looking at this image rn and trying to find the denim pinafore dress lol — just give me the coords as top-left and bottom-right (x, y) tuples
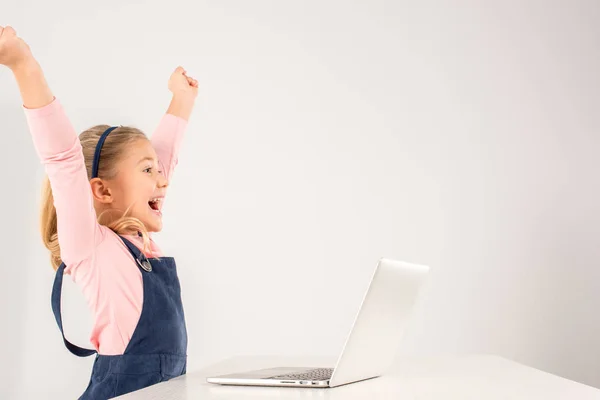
(51, 235), (188, 399)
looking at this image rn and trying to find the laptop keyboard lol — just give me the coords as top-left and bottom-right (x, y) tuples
(270, 368), (334, 381)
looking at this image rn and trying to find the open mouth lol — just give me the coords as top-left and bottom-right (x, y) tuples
(148, 197), (163, 213)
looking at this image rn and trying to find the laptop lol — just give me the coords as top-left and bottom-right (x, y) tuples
(207, 257), (430, 388)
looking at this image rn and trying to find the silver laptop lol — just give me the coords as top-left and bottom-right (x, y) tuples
(207, 257), (430, 388)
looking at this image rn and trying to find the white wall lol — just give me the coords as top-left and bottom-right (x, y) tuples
(1, 0), (600, 398)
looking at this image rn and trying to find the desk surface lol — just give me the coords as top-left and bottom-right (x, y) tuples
(116, 354), (600, 399)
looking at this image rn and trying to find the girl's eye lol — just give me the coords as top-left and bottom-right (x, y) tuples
(144, 167), (152, 173)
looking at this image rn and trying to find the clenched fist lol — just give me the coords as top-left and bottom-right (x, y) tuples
(0, 26), (33, 70)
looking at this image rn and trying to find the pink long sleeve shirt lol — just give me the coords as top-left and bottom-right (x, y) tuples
(24, 98), (187, 355)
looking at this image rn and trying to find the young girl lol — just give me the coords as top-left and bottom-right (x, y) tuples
(0, 26), (198, 399)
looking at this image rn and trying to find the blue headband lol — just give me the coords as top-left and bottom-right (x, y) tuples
(92, 126), (143, 238)
(92, 126), (119, 179)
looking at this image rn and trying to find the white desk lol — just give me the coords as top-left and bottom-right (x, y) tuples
(115, 355), (600, 399)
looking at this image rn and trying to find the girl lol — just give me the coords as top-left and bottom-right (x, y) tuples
(0, 26), (198, 399)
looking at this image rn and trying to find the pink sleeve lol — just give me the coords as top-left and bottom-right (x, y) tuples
(150, 113), (188, 183)
(24, 98), (104, 269)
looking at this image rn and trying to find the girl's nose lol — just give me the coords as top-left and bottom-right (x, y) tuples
(157, 173), (169, 188)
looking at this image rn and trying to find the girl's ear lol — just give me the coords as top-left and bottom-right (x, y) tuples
(90, 178), (113, 204)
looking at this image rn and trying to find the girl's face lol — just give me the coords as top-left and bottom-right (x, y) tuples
(95, 138), (169, 233)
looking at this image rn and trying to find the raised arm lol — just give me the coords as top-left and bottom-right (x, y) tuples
(151, 66), (198, 182)
(1, 26), (102, 267)
(0, 26), (53, 108)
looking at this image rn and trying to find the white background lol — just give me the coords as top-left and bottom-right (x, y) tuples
(1, 1), (599, 398)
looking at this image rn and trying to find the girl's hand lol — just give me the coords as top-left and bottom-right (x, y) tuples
(0, 26), (34, 70)
(168, 66), (199, 98)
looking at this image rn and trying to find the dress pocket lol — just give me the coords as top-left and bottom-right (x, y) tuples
(112, 372), (162, 398)
(162, 372), (182, 381)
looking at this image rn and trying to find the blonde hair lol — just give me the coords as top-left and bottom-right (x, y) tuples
(41, 125), (153, 271)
